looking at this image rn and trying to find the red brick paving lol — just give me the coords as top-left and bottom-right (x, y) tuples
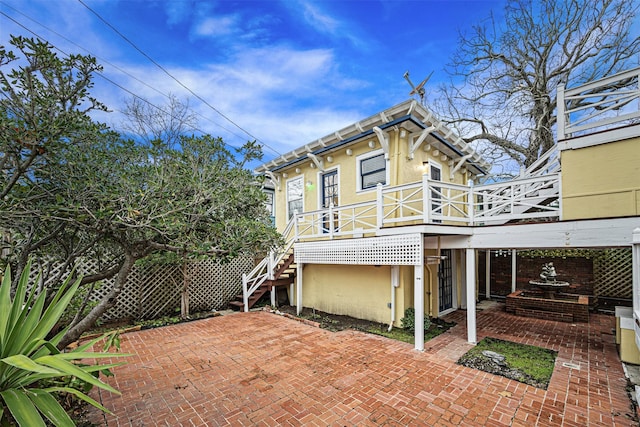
(87, 304), (637, 426)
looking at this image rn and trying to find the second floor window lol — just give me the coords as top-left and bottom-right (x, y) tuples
(360, 153), (386, 190)
(286, 177), (303, 220)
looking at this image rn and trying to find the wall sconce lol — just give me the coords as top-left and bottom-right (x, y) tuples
(346, 149), (353, 156)
(368, 140), (376, 149)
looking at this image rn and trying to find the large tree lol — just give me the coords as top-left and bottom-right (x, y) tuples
(435, 0), (640, 171)
(0, 36), (280, 347)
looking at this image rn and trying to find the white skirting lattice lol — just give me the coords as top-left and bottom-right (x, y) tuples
(294, 233), (423, 265)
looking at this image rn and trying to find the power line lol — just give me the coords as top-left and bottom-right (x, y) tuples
(76, 0), (282, 157)
(0, 11), (245, 150)
(0, 1), (273, 152)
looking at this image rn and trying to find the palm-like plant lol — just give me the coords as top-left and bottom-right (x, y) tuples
(0, 260), (127, 426)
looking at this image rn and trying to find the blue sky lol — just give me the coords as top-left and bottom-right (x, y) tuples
(1, 0), (638, 166)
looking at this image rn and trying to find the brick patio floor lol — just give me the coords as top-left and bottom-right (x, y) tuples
(86, 303), (637, 426)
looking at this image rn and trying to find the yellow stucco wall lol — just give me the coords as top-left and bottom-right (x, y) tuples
(561, 136), (640, 220)
(291, 261), (455, 324)
(295, 264), (404, 325)
(287, 250), (464, 322)
(274, 126), (471, 231)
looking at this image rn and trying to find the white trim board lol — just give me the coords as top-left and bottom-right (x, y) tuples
(422, 216), (640, 250)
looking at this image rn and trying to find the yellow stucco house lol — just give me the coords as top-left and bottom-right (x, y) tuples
(239, 67), (640, 352)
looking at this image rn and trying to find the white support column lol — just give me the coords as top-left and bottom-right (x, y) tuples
(632, 228), (640, 349)
(242, 273), (249, 313)
(460, 250), (467, 309)
(485, 250), (491, 299)
(270, 287), (276, 307)
(296, 262), (303, 315)
(289, 283), (294, 307)
(414, 264), (425, 351)
(511, 249), (517, 293)
(466, 248), (477, 344)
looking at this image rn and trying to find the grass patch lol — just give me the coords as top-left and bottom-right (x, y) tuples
(457, 337), (557, 389)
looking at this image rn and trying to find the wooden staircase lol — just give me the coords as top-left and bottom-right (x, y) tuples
(229, 251), (296, 310)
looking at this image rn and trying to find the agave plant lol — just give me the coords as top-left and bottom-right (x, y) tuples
(0, 260), (128, 426)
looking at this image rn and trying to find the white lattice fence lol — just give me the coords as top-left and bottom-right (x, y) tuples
(594, 248), (633, 298)
(27, 256), (253, 322)
(187, 258), (253, 313)
(137, 264), (183, 320)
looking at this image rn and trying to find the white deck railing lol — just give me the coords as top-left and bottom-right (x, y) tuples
(557, 67), (640, 140)
(242, 148), (562, 309)
(290, 170), (560, 239)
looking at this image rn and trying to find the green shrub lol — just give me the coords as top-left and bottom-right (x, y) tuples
(0, 260), (129, 426)
(400, 307), (432, 332)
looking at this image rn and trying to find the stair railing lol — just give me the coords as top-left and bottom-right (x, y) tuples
(241, 217), (297, 312)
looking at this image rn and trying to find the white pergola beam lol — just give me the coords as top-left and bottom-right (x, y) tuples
(420, 217), (640, 250)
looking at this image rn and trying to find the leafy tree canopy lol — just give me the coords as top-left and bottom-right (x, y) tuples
(0, 36), (280, 347)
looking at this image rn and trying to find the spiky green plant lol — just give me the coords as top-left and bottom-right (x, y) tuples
(0, 261), (128, 426)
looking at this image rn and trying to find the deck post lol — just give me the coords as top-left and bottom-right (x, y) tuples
(423, 174), (431, 223)
(329, 202), (334, 239)
(468, 179), (475, 225)
(376, 183), (384, 229)
(242, 273), (249, 313)
(557, 84), (566, 140)
(414, 263), (425, 351)
(296, 262), (303, 315)
(485, 250), (491, 299)
(511, 249), (517, 293)
(466, 248), (477, 344)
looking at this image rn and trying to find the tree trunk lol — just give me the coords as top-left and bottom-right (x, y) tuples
(58, 252), (137, 348)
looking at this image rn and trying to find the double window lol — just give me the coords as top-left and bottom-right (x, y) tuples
(357, 150), (387, 191)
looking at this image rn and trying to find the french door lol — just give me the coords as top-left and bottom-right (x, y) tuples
(321, 169), (339, 233)
(438, 249), (454, 313)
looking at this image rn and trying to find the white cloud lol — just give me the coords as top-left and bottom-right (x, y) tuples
(193, 15), (239, 38)
(91, 41), (369, 158)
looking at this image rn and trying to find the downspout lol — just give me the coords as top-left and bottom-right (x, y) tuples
(425, 264), (433, 317)
(389, 266), (400, 331)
